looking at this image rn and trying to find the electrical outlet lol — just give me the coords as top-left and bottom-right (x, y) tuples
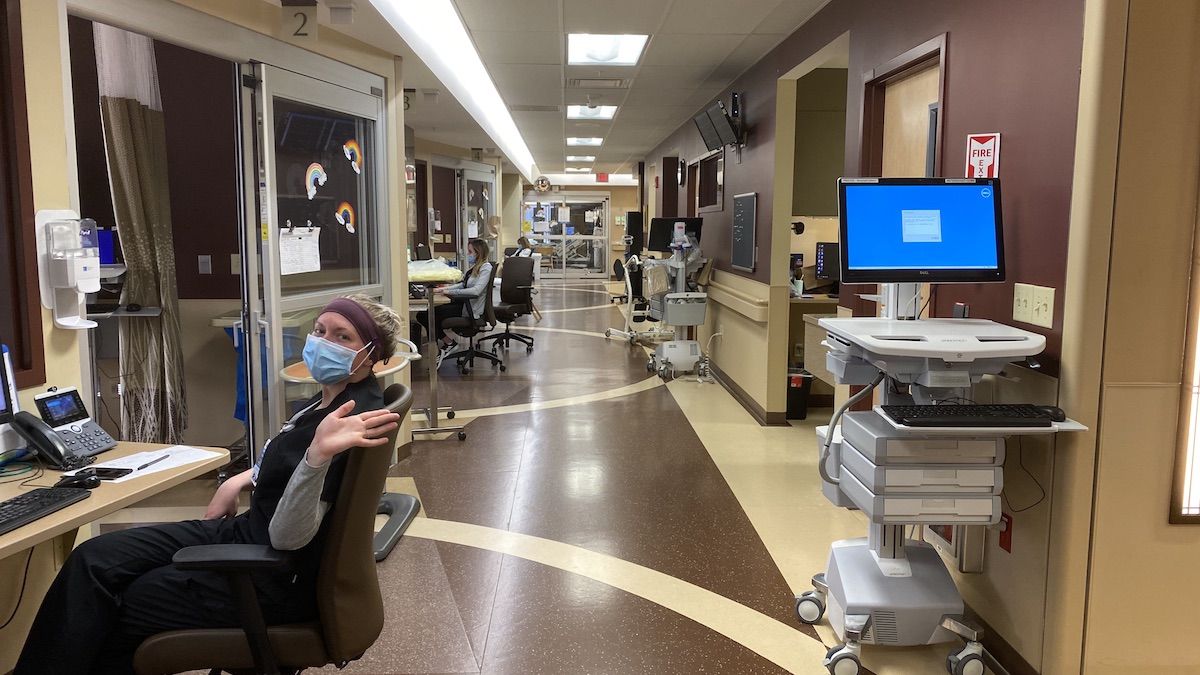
(1028, 284), (1055, 329)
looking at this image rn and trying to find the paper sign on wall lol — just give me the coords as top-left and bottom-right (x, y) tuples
(965, 133), (1001, 178)
(533, 221), (549, 233)
(467, 222), (479, 238)
(556, 206), (571, 222)
(279, 228), (321, 275)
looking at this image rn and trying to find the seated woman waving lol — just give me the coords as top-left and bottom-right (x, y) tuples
(16, 294), (404, 675)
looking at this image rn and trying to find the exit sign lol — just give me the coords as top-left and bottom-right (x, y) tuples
(965, 133), (1001, 178)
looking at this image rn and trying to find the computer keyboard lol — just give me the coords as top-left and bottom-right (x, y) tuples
(0, 488), (91, 537)
(880, 404), (1056, 428)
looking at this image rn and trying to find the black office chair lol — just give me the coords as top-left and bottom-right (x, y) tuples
(441, 263), (504, 375)
(414, 243), (431, 260)
(610, 258), (628, 304)
(133, 385), (416, 675)
(479, 256), (535, 354)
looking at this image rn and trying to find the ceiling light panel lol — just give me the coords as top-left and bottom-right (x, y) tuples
(567, 34), (649, 66)
(567, 137), (604, 146)
(566, 105), (618, 120)
(565, 167), (591, 173)
(566, 155), (596, 162)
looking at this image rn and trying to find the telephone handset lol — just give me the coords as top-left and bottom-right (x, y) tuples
(12, 411), (96, 471)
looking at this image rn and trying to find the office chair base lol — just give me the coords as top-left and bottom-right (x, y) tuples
(446, 346), (504, 374)
(374, 493), (421, 561)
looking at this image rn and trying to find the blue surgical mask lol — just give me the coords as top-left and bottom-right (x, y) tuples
(302, 334), (372, 384)
(467, 254), (477, 266)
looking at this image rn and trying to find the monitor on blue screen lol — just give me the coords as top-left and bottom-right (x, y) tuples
(837, 177), (1005, 284)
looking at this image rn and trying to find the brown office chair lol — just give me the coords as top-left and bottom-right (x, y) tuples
(133, 384), (415, 675)
(441, 263), (504, 374)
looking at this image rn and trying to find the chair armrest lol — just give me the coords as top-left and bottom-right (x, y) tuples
(173, 544), (290, 572)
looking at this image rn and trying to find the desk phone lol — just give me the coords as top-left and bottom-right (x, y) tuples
(32, 387), (117, 458)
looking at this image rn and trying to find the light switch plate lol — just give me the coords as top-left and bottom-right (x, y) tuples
(1028, 284), (1055, 328)
(1013, 283), (1033, 324)
(198, 254), (212, 275)
(230, 254), (241, 276)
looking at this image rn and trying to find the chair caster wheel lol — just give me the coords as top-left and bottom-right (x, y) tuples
(795, 592), (825, 625)
(823, 645), (861, 675)
(499, 364), (507, 372)
(447, 410), (455, 419)
(947, 644), (986, 675)
(526, 346), (533, 354)
(457, 431), (467, 441)
(605, 329), (612, 338)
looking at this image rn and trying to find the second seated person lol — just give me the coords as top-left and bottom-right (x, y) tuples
(426, 237), (493, 368)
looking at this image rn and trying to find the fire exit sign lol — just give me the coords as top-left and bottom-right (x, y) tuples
(965, 133), (1001, 178)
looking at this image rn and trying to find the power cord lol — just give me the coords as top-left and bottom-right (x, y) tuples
(1002, 436), (1046, 513)
(0, 548), (34, 630)
(818, 371), (887, 485)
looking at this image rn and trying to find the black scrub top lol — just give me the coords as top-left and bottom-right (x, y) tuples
(235, 374), (383, 587)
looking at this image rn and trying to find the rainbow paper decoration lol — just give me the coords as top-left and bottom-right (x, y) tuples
(335, 201), (356, 233)
(342, 139), (363, 175)
(305, 162), (327, 200)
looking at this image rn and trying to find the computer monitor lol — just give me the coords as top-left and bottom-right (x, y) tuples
(647, 217), (703, 253)
(838, 177), (1005, 284)
(707, 102), (740, 147)
(0, 345), (13, 426)
(815, 242), (840, 281)
(625, 211), (644, 255)
(693, 110), (722, 152)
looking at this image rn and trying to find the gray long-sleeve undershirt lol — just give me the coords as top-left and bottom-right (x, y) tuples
(268, 454), (333, 551)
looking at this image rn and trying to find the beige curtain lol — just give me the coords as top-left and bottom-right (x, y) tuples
(95, 24), (187, 443)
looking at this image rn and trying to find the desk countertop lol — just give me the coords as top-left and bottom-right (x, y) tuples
(803, 312), (838, 326)
(0, 443), (229, 560)
(790, 295), (839, 304)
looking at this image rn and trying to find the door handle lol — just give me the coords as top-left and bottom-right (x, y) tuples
(232, 318), (243, 349)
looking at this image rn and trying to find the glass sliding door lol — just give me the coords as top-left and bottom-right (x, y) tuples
(238, 64), (387, 456)
(523, 193), (609, 279)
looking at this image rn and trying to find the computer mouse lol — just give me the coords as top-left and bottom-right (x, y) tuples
(1035, 405), (1067, 422)
(55, 471), (102, 489)
(126, 302), (142, 312)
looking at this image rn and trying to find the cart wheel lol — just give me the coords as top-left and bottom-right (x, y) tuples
(457, 431), (467, 441)
(794, 592), (825, 625)
(824, 645), (861, 675)
(447, 410), (456, 419)
(947, 648), (985, 675)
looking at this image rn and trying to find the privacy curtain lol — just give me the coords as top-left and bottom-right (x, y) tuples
(94, 23), (187, 443)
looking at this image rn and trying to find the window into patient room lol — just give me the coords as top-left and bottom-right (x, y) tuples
(0, 0), (46, 387)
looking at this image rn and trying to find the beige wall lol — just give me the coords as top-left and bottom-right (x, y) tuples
(501, 172), (522, 248)
(16, 0), (84, 410)
(1077, 1), (1200, 672)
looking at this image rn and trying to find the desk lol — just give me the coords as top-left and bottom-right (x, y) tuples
(0, 443), (228, 670)
(408, 294), (465, 440)
(802, 313), (839, 389)
(789, 299), (840, 406)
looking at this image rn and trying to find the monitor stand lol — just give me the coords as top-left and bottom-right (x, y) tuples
(882, 282), (923, 320)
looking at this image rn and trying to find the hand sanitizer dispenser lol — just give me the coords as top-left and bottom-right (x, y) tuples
(36, 210), (100, 329)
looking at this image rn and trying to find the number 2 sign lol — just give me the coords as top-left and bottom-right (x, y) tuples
(282, 5), (318, 44)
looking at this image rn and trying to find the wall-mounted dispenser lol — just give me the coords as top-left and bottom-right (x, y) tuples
(35, 209), (100, 329)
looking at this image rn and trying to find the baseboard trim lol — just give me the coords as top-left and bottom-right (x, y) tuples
(964, 605), (1037, 675)
(709, 362), (788, 426)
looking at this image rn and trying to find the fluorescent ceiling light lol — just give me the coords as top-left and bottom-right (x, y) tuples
(566, 155), (596, 162)
(567, 105), (618, 120)
(565, 167), (591, 173)
(567, 137), (603, 146)
(568, 34), (648, 66)
(369, 0), (539, 182)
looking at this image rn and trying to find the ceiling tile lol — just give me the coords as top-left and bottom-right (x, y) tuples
(661, 0), (779, 34)
(454, 0), (560, 32)
(562, 0), (672, 33)
(752, 0), (826, 34)
(472, 31), (562, 64)
(489, 64), (564, 107)
(642, 33), (746, 67)
(632, 65), (714, 89)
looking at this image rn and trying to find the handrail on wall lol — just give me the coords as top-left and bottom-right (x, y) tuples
(706, 279), (769, 323)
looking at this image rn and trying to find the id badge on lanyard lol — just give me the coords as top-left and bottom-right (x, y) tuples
(251, 401), (319, 485)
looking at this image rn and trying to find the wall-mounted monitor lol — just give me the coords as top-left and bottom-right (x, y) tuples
(707, 102), (740, 147)
(693, 110), (722, 152)
(838, 177), (1005, 284)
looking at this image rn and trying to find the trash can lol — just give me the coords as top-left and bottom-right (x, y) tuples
(787, 369), (814, 420)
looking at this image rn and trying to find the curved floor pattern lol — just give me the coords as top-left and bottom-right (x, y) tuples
(404, 517), (828, 673)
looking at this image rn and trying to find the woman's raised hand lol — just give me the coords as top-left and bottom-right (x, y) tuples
(307, 401), (401, 466)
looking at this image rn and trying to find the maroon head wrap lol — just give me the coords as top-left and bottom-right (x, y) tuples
(321, 298), (384, 359)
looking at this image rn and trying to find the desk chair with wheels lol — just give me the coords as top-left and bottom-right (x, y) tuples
(610, 258), (628, 304)
(414, 243), (431, 260)
(479, 256), (535, 354)
(442, 264), (505, 375)
(133, 385), (417, 675)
